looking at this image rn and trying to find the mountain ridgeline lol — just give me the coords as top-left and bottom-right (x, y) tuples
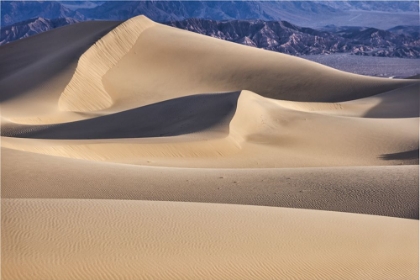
(0, 17), (80, 45)
(1, 17), (419, 58)
(168, 19), (420, 58)
(1, 1), (419, 29)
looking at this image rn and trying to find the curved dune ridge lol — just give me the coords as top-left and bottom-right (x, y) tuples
(1, 15), (419, 280)
(58, 16), (155, 112)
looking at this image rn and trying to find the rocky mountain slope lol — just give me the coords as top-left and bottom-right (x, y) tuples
(2, 17), (419, 58)
(1, 1), (85, 26)
(168, 19), (420, 58)
(0, 17), (80, 45)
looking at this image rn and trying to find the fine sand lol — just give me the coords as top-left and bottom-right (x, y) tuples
(3, 199), (418, 280)
(1, 15), (419, 279)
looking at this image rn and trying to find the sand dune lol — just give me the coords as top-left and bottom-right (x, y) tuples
(59, 16), (155, 111)
(2, 15), (415, 124)
(2, 89), (418, 167)
(3, 199), (418, 280)
(277, 83), (419, 118)
(3, 148), (418, 219)
(1, 15), (419, 280)
(59, 16), (415, 113)
(2, 92), (240, 139)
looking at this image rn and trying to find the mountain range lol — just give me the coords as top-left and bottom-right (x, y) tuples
(168, 19), (420, 58)
(1, 1), (85, 26)
(2, 16), (419, 58)
(0, 17), (79, 45)
(2, 1), (419, 29)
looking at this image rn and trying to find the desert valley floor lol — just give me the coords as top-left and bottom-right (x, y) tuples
(1, 16), (419, 279)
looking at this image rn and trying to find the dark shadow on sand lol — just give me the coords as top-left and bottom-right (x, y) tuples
(379, 149), (419, 161)
(363, 83), (419, 118)
(0, 21), (120, 102)
(2, 92), (241, 139)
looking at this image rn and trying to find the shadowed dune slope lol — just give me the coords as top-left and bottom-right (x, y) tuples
(0, 20), (122, 126)
(0, 20), (121, 103)
(2, 92), (240, 139)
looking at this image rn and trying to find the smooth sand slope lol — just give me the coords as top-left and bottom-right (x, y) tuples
(1, 15), (419, 280)
(3, 148), (418, 219)
(3, 199), (418, 280)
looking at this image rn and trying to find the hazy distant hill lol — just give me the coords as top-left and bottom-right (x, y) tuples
(388, 25), (420, 38)
(318, 1), (419, 12)
(76, 1), (341, 24)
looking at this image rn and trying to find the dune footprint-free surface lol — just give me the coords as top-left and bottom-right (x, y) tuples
(1, 15), (419, 279)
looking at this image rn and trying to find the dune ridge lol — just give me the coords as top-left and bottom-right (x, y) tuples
(3, 89), (418, 168)
(58, 16), (155, 112)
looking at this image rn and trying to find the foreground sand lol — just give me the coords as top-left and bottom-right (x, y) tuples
(3, 199), (418, 280)
(1, 15), (419, 279)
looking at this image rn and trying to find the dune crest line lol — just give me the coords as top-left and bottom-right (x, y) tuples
(58, 16), (155, 112)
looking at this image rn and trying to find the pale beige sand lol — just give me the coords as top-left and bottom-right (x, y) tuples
(277, 83), (419, 118)
(2, 89), (418, 167)
(2, 199), (418, 280)
(1, 15), (419, 280)
(2, 148), (418, 219)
